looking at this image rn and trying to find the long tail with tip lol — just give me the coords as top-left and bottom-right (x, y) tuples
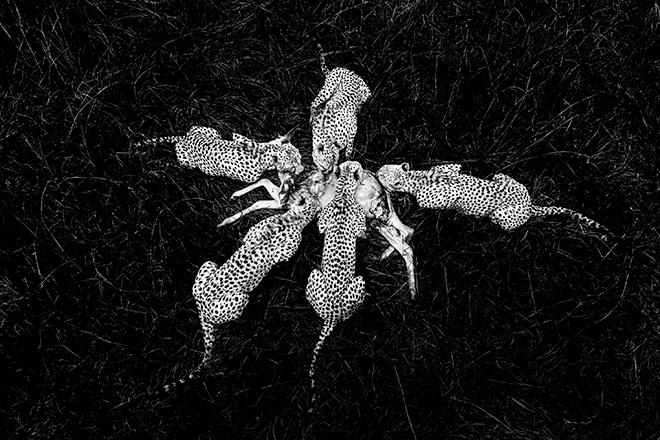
(134, 135), (183, 148)
(316, 43), (330, 76)
(157, 361), (210, 395)
(309, 320), (336, 389)
(530, 205), (611, 239)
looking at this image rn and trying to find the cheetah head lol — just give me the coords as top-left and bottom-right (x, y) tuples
(312, 140), (339, 175)
(272, 143), (304, 176)
(270, 129), (304, 186)
(339, 160), (364, 183)
(376, 163), (410, 192)
(288, 187), (321, 219)
(252, 126), (298, 149)
(234, 128), (304, 177)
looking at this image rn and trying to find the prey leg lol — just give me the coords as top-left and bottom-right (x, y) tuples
(218, 200), (283, 228)
(230, 178), (280, 201)
(380, 191), (414, 260)
(373, 223), (417, 300)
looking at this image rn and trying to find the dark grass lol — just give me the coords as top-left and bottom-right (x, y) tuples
(2, 0), (660, 438)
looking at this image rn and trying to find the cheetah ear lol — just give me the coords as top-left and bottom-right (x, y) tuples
(400, 162), (410, 172)
(283, 126), (298, 143)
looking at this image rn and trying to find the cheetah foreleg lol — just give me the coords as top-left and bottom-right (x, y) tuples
(339, 275), (367, 318)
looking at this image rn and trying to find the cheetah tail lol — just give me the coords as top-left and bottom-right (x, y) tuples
(309, 320), (336, 389)
(316, 43), (330, 76)
(155, 361), (208, 395)
(133, 135), (183, 149)
(530, 205), (612, 239)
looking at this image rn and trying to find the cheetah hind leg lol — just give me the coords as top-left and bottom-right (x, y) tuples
(305, 269), (326, 319)
(489, 204), (531, 231)
(184, 290), (248, 386)
(338, 275), (367, 319)
(191, 261), (222, 367)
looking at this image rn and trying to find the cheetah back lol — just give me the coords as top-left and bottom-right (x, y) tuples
(311, 66), (371, 171)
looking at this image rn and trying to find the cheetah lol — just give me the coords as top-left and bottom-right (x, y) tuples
(376, 162), (611, 238)
(161, 187), (320, 392)
(218, 166), (419, 299)
(305, 161), (369, 390)
(310, 44), (371, 173)
(136, 126), (304, 186)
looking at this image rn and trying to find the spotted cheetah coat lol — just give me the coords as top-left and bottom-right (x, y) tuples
(137, 126), (304, 183)
(377, 163), (610, 235)
(305, 160), (368, 388)
(161, 189), (320, 392)
(310, 45), (371, 173)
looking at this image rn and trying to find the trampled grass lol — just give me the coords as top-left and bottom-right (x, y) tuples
(1, 0), (659, 438)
